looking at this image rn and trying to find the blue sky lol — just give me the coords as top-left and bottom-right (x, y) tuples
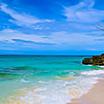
(0, 0), (104, 55)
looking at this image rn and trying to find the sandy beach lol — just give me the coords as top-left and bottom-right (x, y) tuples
(70, 79), (104, 104)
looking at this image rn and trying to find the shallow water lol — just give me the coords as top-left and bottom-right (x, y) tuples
(0, 55), (103, 104)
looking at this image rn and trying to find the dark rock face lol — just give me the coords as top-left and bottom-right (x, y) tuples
(82, 54), (104, 66)
(82, 58), (93, 65)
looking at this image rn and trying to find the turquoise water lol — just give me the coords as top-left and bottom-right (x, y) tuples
(0, 55), (96, 80)
(0, 55), (103, 104)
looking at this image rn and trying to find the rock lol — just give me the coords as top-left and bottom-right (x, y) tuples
(82, 54), (104, 66)
(82, 58), (93, 65)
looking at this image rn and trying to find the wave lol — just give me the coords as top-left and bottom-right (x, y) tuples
(4, 76), (99, 104)
(81, 70), (104, 76)
(98, 66), (104, 68)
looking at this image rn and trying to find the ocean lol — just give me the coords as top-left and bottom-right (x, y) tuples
(0, 55), (103, 104)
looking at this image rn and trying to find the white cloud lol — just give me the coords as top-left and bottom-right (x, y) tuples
(0, 28), (103, 50)
(48, 31), (98, 45)
(64, 0), (104, 23)
(86, 48), (98, 51)
(0, 3), (53, 27)
(0, 29), (54, 44)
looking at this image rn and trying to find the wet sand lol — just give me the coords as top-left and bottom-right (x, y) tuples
(4, 79), (104, 104)
(70, 79), (104, 104)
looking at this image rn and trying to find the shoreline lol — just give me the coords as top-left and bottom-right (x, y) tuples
(2, 78), (104, 104)
(70, 79), (104, 104)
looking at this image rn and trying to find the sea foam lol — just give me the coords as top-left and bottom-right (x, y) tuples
(81, 70), (104, 76)
(6, 76), (99, 104)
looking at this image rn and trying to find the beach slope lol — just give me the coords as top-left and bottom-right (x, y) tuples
(70, 80), (104, 104)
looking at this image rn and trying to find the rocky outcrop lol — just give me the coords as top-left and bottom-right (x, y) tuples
(82, 54), (104, 65)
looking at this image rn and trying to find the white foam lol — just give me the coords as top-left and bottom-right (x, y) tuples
(19, 82), (71, 104)
(98, 66), (104, 68)
(14, 76), (99, 104)
(21, 79), (30, 83)
(81, 70), (104, 76)
(87, 65), (93, 66)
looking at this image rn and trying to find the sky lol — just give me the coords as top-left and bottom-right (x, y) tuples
(0, 0), (104, 55)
